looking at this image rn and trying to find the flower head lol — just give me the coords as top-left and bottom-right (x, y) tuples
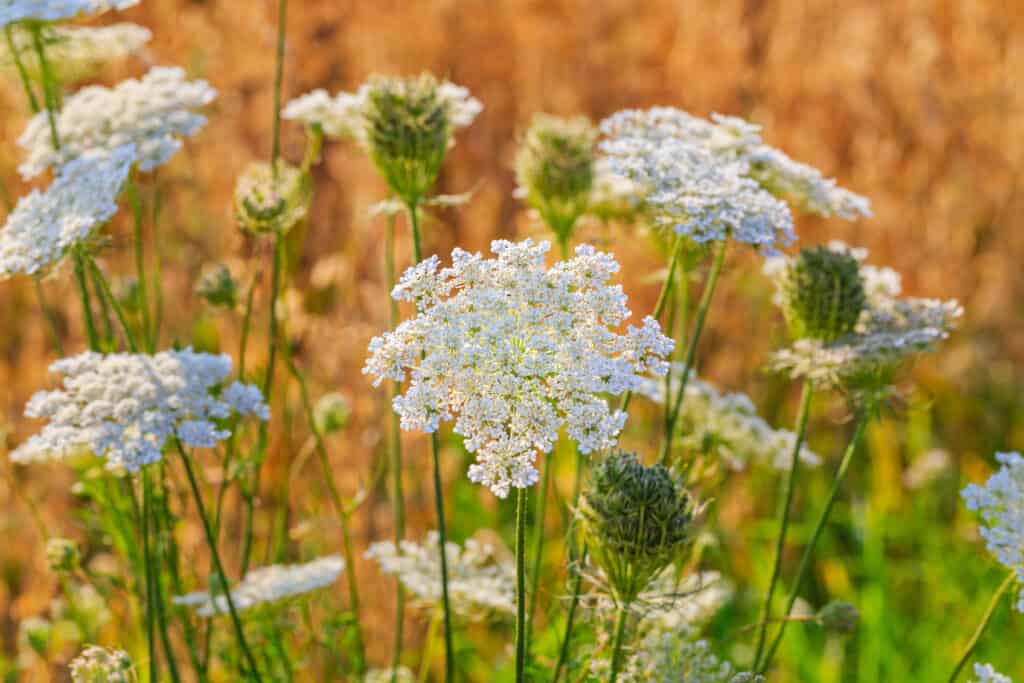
(314, 392), (350, 435)
(233, 161), (311, 235)
(11, 349), (268, 472)
(366, 532), (515, 621)
(363, 239), (673, 497)
(778, 245), (867, 342)
(766, 241), (962, 391)
(69, 645), (137, 683)
(581, 451), (697, 604)
(45, 537), (80, 573)
(962, 451), (1024, 613)
(970, 663), (1013, 683)
(195, 263), (239, 309)
(282, 88), (367, 139)
(1, 0), (137, 27)
(0, 145), (134, 278)
(174, 555), (343, 618)
(18, 66), (216, 179)
(516, 114), (596, 240)
(591, 627), (762, 683)
(1, 23), (150, 83)
(816, 600), (859, 634)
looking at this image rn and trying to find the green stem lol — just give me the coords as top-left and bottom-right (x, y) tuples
(752, 379), (814, 668)
(286, 356), (367, 675)
(552, 545), (587, 683)
(515, 486), (529, 683)
(72, 250), (100, 351)
(127, 178), (153, 351)
(270, 0), (288, 177)
(29, 23), (60, 151)
(658, 238), (728, 465)
(88, 257), (139, 352)
(606, 604), (630, 683)
(947, 571), (1016, 683)
(431, 432), (455, 682)
(175, 441), (263, 682)
(526, 446), (553, 659)
(417, 612), (441, 683)
(759, 404), (874, 672)
(33, 276), (64, 355)
(141, 474), (159, 683)
(5, 25), (40, 112)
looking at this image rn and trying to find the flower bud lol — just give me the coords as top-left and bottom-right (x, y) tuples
(580, 451), (696, 604)
(816, 600), (859, 634)
(515, 114), (596, 241)
(46, 537), (80, 574)
(781, 245), (866, 342)
(195, 264), (239, 309)
(234, 161), (311, 235)
(69, 645), (137, 683)
(314, 392), (351, 435)
(363, 74), (452, 207)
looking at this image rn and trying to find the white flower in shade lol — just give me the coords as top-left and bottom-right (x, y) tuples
(962, 452), (1024, 613)
(591, 627), (762, 683)
(364, 668), (415, 683)
(366, 532), (515, 621)
(10, 349), (268, 472)
(174, 555), (343, 618)
(18, 66), (216, 178)
(363, 239), (674, 497)
(765, 242), (962, 389)
(1, 23), (150, 83)
(0, 144), (134, 279)
(971, 663), (1013, 683)
(0, 0), (137, 27)
(642, 569), (733, 632)
(69, 645), (137, 683)
(638, 368), (820, 470)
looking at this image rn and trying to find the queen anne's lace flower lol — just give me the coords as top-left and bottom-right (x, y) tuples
(591, 567), (732, 631)
(11, 349), (268, 471)
(971, 663), (1013, 683)
(1, 23), (150, 83)
(962, 452), (1024, 613)
(366, 532), (515, 621)
(0, 0), (137, 27)
(765, 242), (962, 389)
(638, 368), (820, 470)
(363, 239), (674, 497)
(69, 645), (137, 683)
(591, 627), (762, 683)
(174, 555), (343, 618)
(18, 66), (216, 178)
(0, 144), (134, 279)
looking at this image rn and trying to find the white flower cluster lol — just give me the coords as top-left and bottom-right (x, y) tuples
(971, 663), (1013, 683)
(11, 349), (268, 472)
(18, 66), (217, 178)
(0, 0), (137, 27)
(283, 78), (482, 143)
(366, 532), (515, 621)
(0, 145), (134, 278)
(638, 368), (821, 470)
(174, 555), (343, 618)
(69, 645), (137, 683)
(1, 24), (151, 84)
(600, 108), (870, 246)
(765, 242), (962, 388)
(363, 239), (674, 497)
(962, 452), (1024, 613)
(591, 627), (762, 683)
(641, 569), (733, 632)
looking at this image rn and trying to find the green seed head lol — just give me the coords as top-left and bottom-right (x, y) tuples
(45, 537), (80, 574)
(580, 451), (696, 604)
(234, 161), (311, 236)
(782, 245), (866, 342)
(364, 74), (452, 207)
(195, 264), (239, 309)
(314, 392), (351, 435)
(817, 600), (860, 634)
(515, 114), (596, 241)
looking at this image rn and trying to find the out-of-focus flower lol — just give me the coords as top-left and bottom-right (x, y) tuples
(0, 0), (137, 27)
(962, 451), (1024, 613)
(45, 537), (79, 573)
(816, 600), (859, 634)
(970, 663), (1013, 683)
(68, 645), (137, 683)
(904, 448), (951, 490)
(1, 23), (150, 83)
(174, 555), (343, 617)
(233, 160), (311, 235)
(17, 617), (50, 657)
(363, 239), (673, 498)
(195, 263), (240, 309)
(364, 668), (415, 683)
(366, 532), (515, 621)
(314, 392), (351, 435)
(18, 66), (216, 178)
(11, 349), (268, 471)
(0, 145), (134, 279)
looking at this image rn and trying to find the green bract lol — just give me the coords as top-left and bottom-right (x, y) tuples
(781, 245), (866, 342)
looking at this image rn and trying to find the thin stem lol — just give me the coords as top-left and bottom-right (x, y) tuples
(33, 276), (64, 355)
(286, 355), (367, 676)
(270, 0), (288, 177)
(29, 24), (60, 150)
(752, 379), (814, 668)
(72, 250), (100, 351)
(141, 474), (159, 683)
(127, 178), (153, 351)
(175, 440), (263, 682)
(658, 239), (728, 465)
(417, 612), (441, 683)
(88, 257), (139, 352)
(431, 432), (455, 682)
(515, 486), (529, 683)
(526, 447), (553, 659)
(606, 604), (630, 683)
(759, 404), (874, 672)
(5, 25), (40, 112)
(948, 571), (1016, 683)
(552, 546), (588, 683)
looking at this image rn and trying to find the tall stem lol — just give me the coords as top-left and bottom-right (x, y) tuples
(526, 445), (554, 658)
(29, 24), (60, 150)
(141, 474), (159, 683)
(72, 250), (100, 351)
(947, 571), (1016, 683)
(5, 25), (40, 112)
(175, 441), (263, 682)
(126, 178), (153, 351)
(515, 486), (529, 683)
(760, 405), (874, 672)
(270, 0), (288, 177)
(752, 379), (814, 668)
(33, 276), (64, 355)
(552, 546), (587, 683)
(658, 239), (728, 465)
(88, 257), (138, 353)
(606, 604), (630, 683)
